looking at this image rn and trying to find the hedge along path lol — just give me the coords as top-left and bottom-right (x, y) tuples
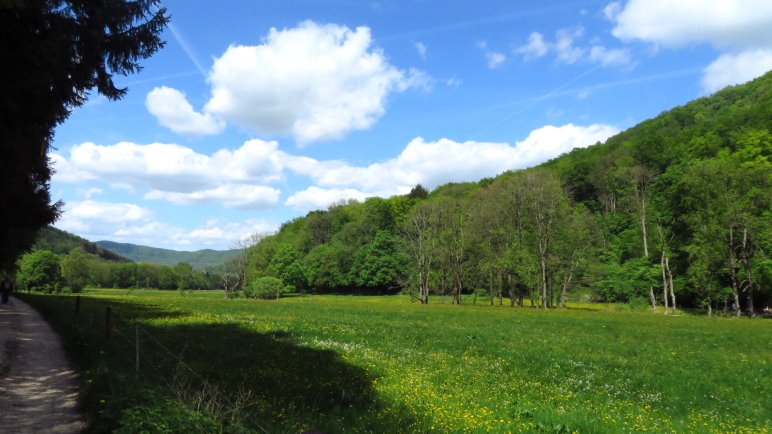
(0, 296), (85, 433)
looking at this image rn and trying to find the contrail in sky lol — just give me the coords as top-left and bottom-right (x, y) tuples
(168, 22), (208, 78)
(478, 65), (601, 135)
(378, 1), (600, 42)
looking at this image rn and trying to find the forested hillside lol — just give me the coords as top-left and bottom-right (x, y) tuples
(245, 71), (771, 315)
(33, 227), (128, 262)
(96, 240), (237, 270)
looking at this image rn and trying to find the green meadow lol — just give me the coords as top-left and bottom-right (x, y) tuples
(21, 290), (771, 433)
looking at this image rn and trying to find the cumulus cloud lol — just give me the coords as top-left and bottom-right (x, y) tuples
(145, 184), (281, 210)
(56, 201), (278, 250)
(611, 0), (772, 49)
(291, 124), (619, 196)
(57, 139), (290, 193)
(145, 86), (225, 135)
(589, 45), (632, 67)
(56, 200), (155, 234)
(203, 21), (425, 143)
(701, 49), (772, 93)
(285, 186), (372, 212)
(609, 0), (772, 92)
(414, 41), (427, 59)
(554, 27), (585, 64)
(52, 123), (618, 214)
(516, 32), (549, 59)
(52, 139), (295, 210)
(477, 41), (506, 69)
(515, 28), (631, 68)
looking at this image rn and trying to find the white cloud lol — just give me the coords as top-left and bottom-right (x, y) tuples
(477, 41), (506, 69)
(486, 51), (506, 69)
(517, 32), (549, 59)
(291, 124), (619, 196)
(515, 28), (631, 68)
(589, 45), (632, 67)
(603, 2), (621, 22)
(56, 200), (155, 234)
(555, 27), (585, 64)
(611, 0), (772, 49)
(145, 184), (281, 210)
(52, 123), (618, 216)
(414, 41), (427, 59)
(701, 49), (772, 93)
(285, 186), (372, 212)
(57, 139), (289, 193)
(56, 202), (278, 250)
(203, 21), (425, 143)
(444, 77), (462, 87)
(610, 1), (772, 92)
(52, 139), (294, 210)
(145, 86), (225, 135)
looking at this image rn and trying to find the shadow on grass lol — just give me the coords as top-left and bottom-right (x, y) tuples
(19, 293), (415, 433)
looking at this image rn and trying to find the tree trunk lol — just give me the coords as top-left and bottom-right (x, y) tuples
(489, 269), (494, 306)
(498, 270), (503, 306)
(740, 227), (755, 316)
(641, 207), (649, 257)
(728, 226), (741, 317)
(660, 250), (669, 315)
(540, 252), (548, 309)
(667, 256), (676, 313)
(508, 274), (515, 307)
(649, 286), (657, 312)
(559, 272), (572, 309)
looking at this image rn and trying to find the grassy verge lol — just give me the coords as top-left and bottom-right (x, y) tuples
(20, 290), (772, 433)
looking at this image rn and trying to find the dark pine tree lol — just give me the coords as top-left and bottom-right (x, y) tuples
(0, 0), (169, 270)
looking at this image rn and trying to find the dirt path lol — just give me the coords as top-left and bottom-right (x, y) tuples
(0, 296), (85, 433)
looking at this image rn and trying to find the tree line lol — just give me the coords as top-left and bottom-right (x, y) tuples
(241, 71), (771, 315)
(13, 248), (220, 293)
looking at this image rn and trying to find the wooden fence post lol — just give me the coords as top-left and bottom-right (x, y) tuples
(105, 307), (112, 339)
(135, 324), (140, 378)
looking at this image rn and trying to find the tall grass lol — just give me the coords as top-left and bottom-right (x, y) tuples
(21, 290), (771, 433)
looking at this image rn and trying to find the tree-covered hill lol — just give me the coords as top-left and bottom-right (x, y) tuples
(243, 71), (771, 315)
(33, 227), (129, 262)
(96, 240), (238, 270)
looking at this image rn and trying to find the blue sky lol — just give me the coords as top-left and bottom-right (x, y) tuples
(50, 0), (772, 250)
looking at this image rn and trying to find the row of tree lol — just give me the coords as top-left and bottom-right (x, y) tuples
(14, 248), (219, 293)
(242, 71), (771, 315)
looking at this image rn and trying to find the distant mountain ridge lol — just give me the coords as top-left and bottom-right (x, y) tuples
(95, 240), (238, 270)
(34, 227), (129, 262)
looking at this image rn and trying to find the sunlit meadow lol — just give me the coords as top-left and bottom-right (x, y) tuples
(22, 290), (771, 433)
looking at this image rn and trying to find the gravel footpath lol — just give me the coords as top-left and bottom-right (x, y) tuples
(0, 296), (85, 433)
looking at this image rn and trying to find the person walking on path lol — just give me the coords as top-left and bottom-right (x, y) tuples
(0, 278), (13, 304)
(0, 296), (85, 432)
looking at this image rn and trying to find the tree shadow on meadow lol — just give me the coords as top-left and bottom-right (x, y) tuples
(63, 298), (419, 433)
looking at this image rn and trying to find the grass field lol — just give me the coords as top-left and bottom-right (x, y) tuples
(20, 289), (772, 433)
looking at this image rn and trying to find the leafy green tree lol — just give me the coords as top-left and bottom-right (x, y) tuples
(16, 250), (61, 293)
(0, 1), (168, 271)
(60, 247), (90, 292)
(173, 262), (195, 291)
(268, 244), (307, 290)
(350, 231), (407, 292)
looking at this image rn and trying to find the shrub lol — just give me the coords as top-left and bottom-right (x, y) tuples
(246, 276), (286, 300)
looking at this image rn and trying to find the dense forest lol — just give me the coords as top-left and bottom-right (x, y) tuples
(243, 71), (771, 315)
